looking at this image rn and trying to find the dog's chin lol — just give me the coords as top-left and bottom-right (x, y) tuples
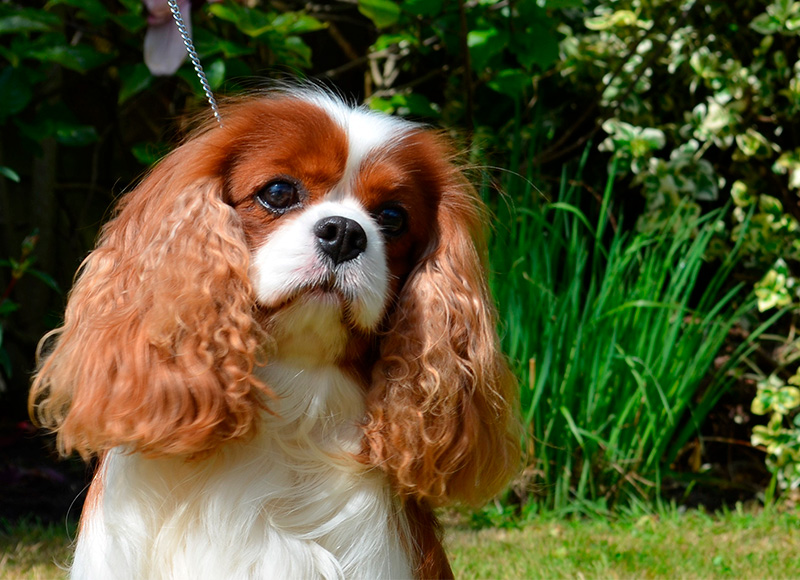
(302, 286), (348, 308)
(262, 285), (349, 321)
(260, 284), (384, 362)
(261, 287), (378, 364)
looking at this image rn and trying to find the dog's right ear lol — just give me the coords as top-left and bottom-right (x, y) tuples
(29, 140), (273, 459)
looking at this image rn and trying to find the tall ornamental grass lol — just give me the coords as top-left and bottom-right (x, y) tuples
(485, 150), (777, 513)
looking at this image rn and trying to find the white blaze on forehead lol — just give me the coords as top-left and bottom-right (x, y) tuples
(299, 93), (416, 193)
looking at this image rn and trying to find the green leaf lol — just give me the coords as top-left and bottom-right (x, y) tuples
(512, 21), (560, 71)
(759, 194), (783, 215)
(26, 43), (115, 73)
(731, 180), (755, 207)
(787, 15), (800, 31)
(775, 386), (800, 414)
(750, 13), (782, 34)
(283, 36), (313, 68)
(209, 3), (275, 37)
(359, 0), (401, 29)
(130, 142), (170, 166)
(272, 12), (326, 35)
(0, 166), (20, 182)
(45, 0), (111, 25)
(402, 0), (443, 17)
(633, 128), (666, 153)
(27, 269), (60, 293)
(112, 11), (146, 33)
(390, 93), (439, 117)
(372, 33), (417, 52)
(487, 69), (531, 99)
(755, 260), (794, 311)
(0, 300), (18, 317)
(544, 0), (582, 7)
(735, 128), (778, 158)
(751, 424), (773, 447)
(205, 59), (226, 91)
(0, 8), (61, 35)
(117, 0), (142, 11)
(468, 28), (509, 71)
(55, 124), (98, 146)
(177, 56), (228, 91)
(177, 68), (203, 96)
(118, 63), (153, 104)
(367, 96), (394, 113)
(585, 10), (643, 30)
(751, 394), (770, 415)
(0, 67), (33, 121)
(222, 58), (253, 88)
(15, 102), (98, 146)
(194, 28), (255, 59)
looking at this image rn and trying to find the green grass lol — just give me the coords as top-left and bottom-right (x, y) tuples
(0, 519), (76, 580)
(5, 509), (800, 578)
(448, 507), (800, 578)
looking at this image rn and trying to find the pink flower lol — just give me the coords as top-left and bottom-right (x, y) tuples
(143, 0), (191, 76)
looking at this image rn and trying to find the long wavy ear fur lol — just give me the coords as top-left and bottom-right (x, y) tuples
(364, 172), (521, 507)
(29, 140), (270, 459)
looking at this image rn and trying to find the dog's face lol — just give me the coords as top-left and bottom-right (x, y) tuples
(219, 97), (442, 358)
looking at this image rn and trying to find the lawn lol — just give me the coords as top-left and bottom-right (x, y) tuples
(0, 518), (75, 580)
(447, 507), (800, 579)
(3, 507), (800, 579)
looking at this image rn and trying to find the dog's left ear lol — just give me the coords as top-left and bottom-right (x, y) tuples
(364, 170), (521, 507)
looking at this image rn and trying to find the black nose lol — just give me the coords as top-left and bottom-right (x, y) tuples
(314, 216), (367, 265)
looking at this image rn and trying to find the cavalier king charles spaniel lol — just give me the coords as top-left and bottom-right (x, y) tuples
(30, 88), (520, 580)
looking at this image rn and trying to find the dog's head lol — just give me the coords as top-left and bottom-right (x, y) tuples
(30, 89), (519, 505)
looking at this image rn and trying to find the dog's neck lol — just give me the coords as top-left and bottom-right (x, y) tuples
(254, 357), (367, 459)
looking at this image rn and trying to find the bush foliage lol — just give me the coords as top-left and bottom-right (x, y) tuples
(3, 0), (800, 509)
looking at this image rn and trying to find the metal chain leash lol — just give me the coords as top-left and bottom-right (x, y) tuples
(167, 0), (223, 127)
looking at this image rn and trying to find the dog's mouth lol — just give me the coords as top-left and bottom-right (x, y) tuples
(302, 284), (347, 307)
(304, 272), (350, 300)
(316, 274), (337, 293)
(255, 262), (388, 334)
(262, 274), (352, 314)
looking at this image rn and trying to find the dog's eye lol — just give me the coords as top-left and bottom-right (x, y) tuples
(375, 204), (408, 237)
(255, 180), (300, 213)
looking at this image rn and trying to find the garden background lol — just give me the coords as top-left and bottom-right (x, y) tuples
(4, 0), (800, 577)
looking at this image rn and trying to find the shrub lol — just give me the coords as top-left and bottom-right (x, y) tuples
(485, 147), (778, 511)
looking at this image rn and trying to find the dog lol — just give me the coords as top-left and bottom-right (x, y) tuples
(30, 88), (520, 579)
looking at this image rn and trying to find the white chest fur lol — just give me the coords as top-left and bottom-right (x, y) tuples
(71, 363), (412, 580)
